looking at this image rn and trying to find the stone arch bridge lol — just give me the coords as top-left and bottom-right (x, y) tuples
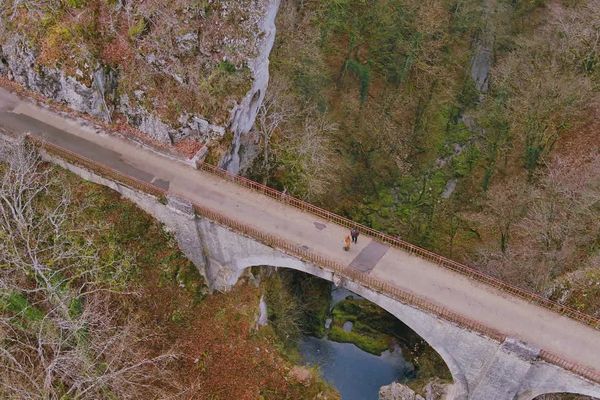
(1, 87), (600, 400)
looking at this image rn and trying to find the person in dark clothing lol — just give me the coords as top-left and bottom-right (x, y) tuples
(350, 228), (359, 244)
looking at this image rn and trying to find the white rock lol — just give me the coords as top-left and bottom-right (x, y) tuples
(379, 382), (421, 400)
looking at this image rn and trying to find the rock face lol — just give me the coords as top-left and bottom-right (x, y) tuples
(220, 0), (282, 173)
(470, 0), (496, 94)
(289, 366), (313, 386)
(0, 0), (281, 161)
(423, 380), (451, 400)
(0, 36), (117, 122)
(256, 295), (269, 328)
(470, 41), (492, 93)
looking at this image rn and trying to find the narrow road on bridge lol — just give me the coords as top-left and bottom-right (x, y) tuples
(1, 87), (599, 374)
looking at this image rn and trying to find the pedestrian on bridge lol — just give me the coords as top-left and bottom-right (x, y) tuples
(350, 228), (359, 244)
(344, 235), (351, 251)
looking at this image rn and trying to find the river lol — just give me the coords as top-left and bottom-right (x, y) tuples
(299, 287), (415, 400)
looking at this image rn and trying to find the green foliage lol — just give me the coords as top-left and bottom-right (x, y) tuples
(291, 65), (330, 109)
(449, 0), (484, 34)
(295, 276), (331, 337)
(321, 0), (420, 88)
(264, 273), (304, 345)
(128, 18), (147, 39)
(457, 77), (480, 109)
(329, 301), (390, 355)
(217, 60), (237, 74)
(170, 309), (186, 324)
(407, 346), (453, 391)
(259, 269), (332, 338)
(200, 64), (253, 110)
(350, 169), (448, 247)
(0, 292), (44, 323)
(62, 0), (87, 8)
(259, 0), (486, 252)
(68, 297), (84, 318)
(524, 142), (543, 173)
(328, 325), (389, 355)
(328, 299), (424, 355)
(344, 59), (371, 102)
(509, 0), (547, 17)
(451, 146), (480, 178)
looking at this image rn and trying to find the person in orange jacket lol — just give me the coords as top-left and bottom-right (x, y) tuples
(343, 235), (351, 251)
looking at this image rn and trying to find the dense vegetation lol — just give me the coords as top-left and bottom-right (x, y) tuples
(0, 143), (338, 400)
(251, 0), (599, 314)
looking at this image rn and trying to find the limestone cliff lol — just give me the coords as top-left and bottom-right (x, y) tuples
(0, 0), (280, 168)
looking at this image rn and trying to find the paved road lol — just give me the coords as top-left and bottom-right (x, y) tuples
(1, 87), (600, 374)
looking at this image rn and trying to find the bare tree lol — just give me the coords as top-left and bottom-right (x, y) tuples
(0, 141), (180, 399)
(254, 74), (340, 200)
(477, 154), (600, 291)
(256, 77), (293, 177)
(485, 180), (530, 253)
(518, 155), (600, 286)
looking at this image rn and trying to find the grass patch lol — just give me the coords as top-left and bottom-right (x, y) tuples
(406, 346), (453, 391)
(128, 18), (147, 40)
(328, 325), (389, 355)
(328, 299), (420, 355)
(0, 292), (44, 323)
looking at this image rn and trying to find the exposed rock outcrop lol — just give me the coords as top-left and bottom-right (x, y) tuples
(256, 295), (269, 328)
(0, 36), (117, 122)
(220, 0), (282, 173)
(470, 0), (496, 94)
(379, 383), (425, 400)
(0, 0), (281, 161)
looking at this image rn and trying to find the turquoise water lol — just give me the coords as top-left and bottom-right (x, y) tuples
(299, 336), (414, 400)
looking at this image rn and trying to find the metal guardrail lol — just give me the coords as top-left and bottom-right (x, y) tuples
(196, 162), (600, 330)
(27, 136), (167, 198)
(540, 350), (600, 384)
(26, 135), (600, 385)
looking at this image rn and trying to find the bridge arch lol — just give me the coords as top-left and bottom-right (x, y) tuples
(230, 255), (468, 399)
(519, 392), (598, 400)
(516, 377), (600, 400)
(510, 352), (600, 400)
